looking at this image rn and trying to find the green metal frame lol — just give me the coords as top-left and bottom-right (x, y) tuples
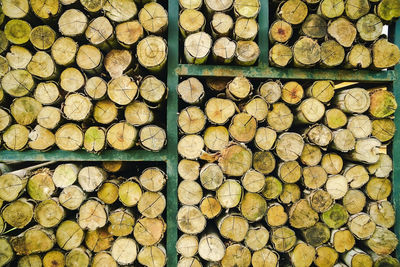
(0, 0), (399, 265)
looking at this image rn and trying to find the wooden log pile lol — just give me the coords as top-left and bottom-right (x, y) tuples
(179, 0), (261, 65)
(0, 161), (167, 266)
(269, 0), (400, 69)
(0, 0), (168, 153)
(177, 76), (399, 266)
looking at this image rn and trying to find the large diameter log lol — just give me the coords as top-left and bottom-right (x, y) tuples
(240, 192), (267, 222)
(218, 213), (249, 242)
(0, 173), (26, 202)
(30, 25), (56, 51)
(3, 124), (30, 150)
(6, 45), (32, 69)
(322, 203), (349, 229)
(293, 37), (321, 67)
(60, 67), (85, 92)
(198, 233), (225, 262)
(327, 18), (356, 48)
(267, 102), (293, 132)
(245, 225), (269, 251)
(221, 243), (251, 267)
(377, 0), (400, 21)
(179, 9), (205, 38)
(11, 226), (55, 255)
(179, 0), (202, 9)
(234, 18), (258, 41)
(103, 0), (137, 23)
(302, 14), (327, 39)
(177, 205), (206, 235)
(205, 0), (233, 13)
(276, 132), (304, 161)
(368, 200), (395, 229)
(320, 40), (345, 67)
(290, 242), (316, 267)
(51, 37), (78, 66)
(372, 119), (395, 142)
(369, 89), (397, 118)
(2, 0), (29, 19)
(282, 81), (304, 105)
(4, 19), (31, 45)
(314, 246), (339, 267)
(289, 199), (319, 229)
(279, 0), (308, 25)
(115, 20), (143, 48)
(331, 229), (355, 253)
(271, 226), (296, 253)
(266, 203), (288, 227)
(348, 213), (376, 240)
(302, 222), (330, 247)
(137, 36), (167, 72)
(365, 226), (398, 255)
(55, 123), (84, 151)
(110, 237), (137, 265)
(269, 43), (293, 67)
(34, 199), (65, 228)
(211, 12), (233, 38)
(269, 20), (292, 43)
(252, 248), (279, 267)
(235, 40), (260, 66)
(318, 0), (344, 19)
(2, 69), (35, 97)
(58, 9), (88, 37)
(177, 234), (198, 257)
(372, 39), (400, 69)
(343, 248), (373, 267)
(357, 14), (383, 42)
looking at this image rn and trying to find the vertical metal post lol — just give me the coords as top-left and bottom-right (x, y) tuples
(166, 0), (179, 265)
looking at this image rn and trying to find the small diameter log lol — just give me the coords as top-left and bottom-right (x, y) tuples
(97, 181), (119, 204)
(177, 234), (198, 257)
(78, 199), (107, 230)
(2, 69), (35, 97)
(178, 106), (206, 135)
(348, 213), (376, 240)
(290, 242), (316, 267)
(178, 77), (204, 104)
(218, 213), (249, 242)
(372, 119), (396, 142)
(3, 198), (33, 228)
(344, 165), (369, 189)
(66, 247), (90, 267)
(357, 14), (383, 42)
(308, 189), (333, 213)
(115, 20), (143, 48)
(60, 67), (85, 93)
(139, 167), (166, 192)
(345, 0), (369, 20)
(258, 81), (282, 104)
(235, 40), (260, 66)
(221, 244), (251, 267)
(200, 195), (222, 219)
(179, 9), (205, 38)
(27, 169), (55, 201)
(30, 25), (56, 51)
(200, 163), (224, 191)
(34, 199), (65, 228)
(110, 237), (137, 265)
(34, 81), (60, 105)
(0, 173), (27, 201)
(3, 124), (29, 150)
(0, 108), (12, 132)
(269, 43), (293, 67)
(211, 12), (234, 38)
(343, 249), (373, 267)
(252, 248), (279, 267)
(271, 226), (296, 253)
(178, 257), (202, 267)
(369, 89), (397, 118)
(0, 31), (8, 54)
(178, 180), (203, 205)
(2, 0), (29, 19)
(303, 166), (328, 189)
(366, 177), (392, 201)
(331, 229), (355, 253)
(331, 129), (355, 152)
(318, 0), (344, 19)
(266, 203), (288, 227)
(179, 0), (202, 9)
(4, 19), (31, 45)
(349, 138), (382, 164)
(296, 98), (325, 124)
(53, 163), (79, 188)
(138, 191), (166, 218)
(216, 179), (242, 208)
(377, 0), (400, 21)
(368, 200), (395, 228)
(58, 9), (88, 37)
(85, 77), (107, 100)
(134, 217), (166, 246)
(30, 0), (60, 19)
(269, 20), (292, 43)
(107, 75), (138, 105)
(279, 0), (308, 25)
(372, 39), (400, 69)
(240, 192), (267, 222)
(322, 203), (349, 229)
(85, 17), (114, 51)
(29, 125), (56, 151)
(76, 45), (103, 74)
(92, 252), (116, 267)
(280, 183), (300, 204)
(289, 199), (319, 229)
(205, 0), (233, 13)
(314, 246), (339, 267)
(347, 115), (372, 138)
(6, 45), (32, 69)
(138, 2), (167, 34)
(184, 32), (212, 64)
(282, 81), (304, 105)
(229, 113), (257, 143)
(94, 100), (118, 125)
(368, 154), (393, 178)
(320, 40), (345, 68)
(373, 256), (400, 267)
(178, 134), (204, 160)
(278, 161), (302, 183)
(11, 226), (55, 255)
(245, 225), (269, 251)
(137, 36), (167, 72)
(345, 44), (371, 69)
(19, 254), (42, 267)
(234, 18), (258, 41)
(63, 94), (92, 121)
(59, 185), (86, 210)
(139, 125), (166, 151)
(83, 127), (105, 153)
(212, 37), (236, 64)
(198, 233), (225, 262)
(306, 80), (335, 104)
(55, 123), (84, 151)
(365, 226), (398, 255)
(51, 37), (78, 66)
(254, 127), (276, 151)
(241, 169), (265, 193)
(104, 49), (132, 79)
(103, 0), (137, 23)
(204, 126), (229, 151)
(262, 176), (283, 200)
(293, 37), (321, 67)
(267, 103), (293, 132)
(302, 14), (327, 39)
(124, 101), (152, 126)
(275, 132), (304, 161)
(301, 143), (322, 166)
(302, 222), (330, 247)
(78, 166), (107, 192)
(139, 76), (167, 106)
(234, 0), (260, 18)
(11, 96), (42, 125)
(326, 174), (348, 199)
(137, 245), (166, 267)
(118, 179), (142, 207)
(108, 209), (135, 236)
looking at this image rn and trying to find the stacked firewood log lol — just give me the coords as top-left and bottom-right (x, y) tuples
(0, 161), (167, 266)
(269, 0), (400, 69)
(177, 76), (399, 266)
(0, 0), (168, 153)
(179, 0), (261, 65)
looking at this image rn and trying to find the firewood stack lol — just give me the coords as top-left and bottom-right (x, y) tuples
(179, 0), (261, 65)
(269, 0), (400, 69)
(176, 76), (399, 266)
(0, 0), (168, 153)
(0, 161), (167, 266)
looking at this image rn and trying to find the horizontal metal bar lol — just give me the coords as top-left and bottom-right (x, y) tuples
(177, 64), (397, 81)
(0, 149), (169, 162)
